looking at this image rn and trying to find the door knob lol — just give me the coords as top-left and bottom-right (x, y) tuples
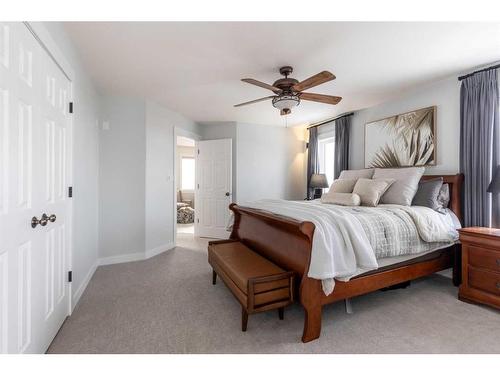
(31, 216), (40, 228)
(31, 214), (48, 228)
(225, 192), (230, 196)
(40, 214), (49, 226)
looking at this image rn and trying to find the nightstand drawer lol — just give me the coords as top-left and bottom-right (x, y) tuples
(469, 267), (500, 296)
(468, 245), (500, 273)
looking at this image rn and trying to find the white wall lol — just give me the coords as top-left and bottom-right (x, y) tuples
(350, 76), (460, 174)
(199, 122), (307, 204)
(99, 97), (146, 260)
(145, 102), (199, 255)
(40, 22), (101, 307)
(236, 123), (306, 203)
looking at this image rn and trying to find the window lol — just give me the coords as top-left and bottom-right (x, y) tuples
(318, 137), (335, 191)
(181, 157), (195, 190)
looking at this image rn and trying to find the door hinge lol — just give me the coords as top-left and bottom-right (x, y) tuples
(197, 149), (200, 155)
(197, 183), (199, 189)
(68, 186), (73, 198)
(68, 271), (72, 283)
(197, 218), (199, 223)
(69, 102), (74, 114)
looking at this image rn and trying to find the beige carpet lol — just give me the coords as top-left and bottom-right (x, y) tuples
(47, 234), (500, 354)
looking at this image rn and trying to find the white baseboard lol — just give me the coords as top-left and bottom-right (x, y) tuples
(98, 251), (145, 266)
(99, 242), (175, 266)
(71, 260), (99, 311)
(145, 242), (175, 259)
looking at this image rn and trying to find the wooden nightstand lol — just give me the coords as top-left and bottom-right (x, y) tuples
(458, 227), (500, 310)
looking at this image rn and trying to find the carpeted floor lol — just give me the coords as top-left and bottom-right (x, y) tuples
(47, 234), (500, 354)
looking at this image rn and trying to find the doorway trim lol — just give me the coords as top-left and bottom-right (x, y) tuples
(173, 127), (201, 246)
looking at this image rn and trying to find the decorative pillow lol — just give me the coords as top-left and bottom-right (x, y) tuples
(321, 192), (361, 206)
(328, 179), (357, 193)
(412, 177), (444, 212)
(352, 178), (395, 207)
(338, 168), (374, 180)
(437, 183), (450, 213)
(373, 167), (425, 206)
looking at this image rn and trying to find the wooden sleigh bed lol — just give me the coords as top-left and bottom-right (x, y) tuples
(228, 174), (464, 343)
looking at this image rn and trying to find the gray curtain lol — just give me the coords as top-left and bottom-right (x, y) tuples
(334, 116), (351, 179)
(460, 69), (500, 227)
(307, 127), (319, 199)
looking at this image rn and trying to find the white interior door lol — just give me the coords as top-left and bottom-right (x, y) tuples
(0, 22), (72, 354)
(195, 139), (232, 239)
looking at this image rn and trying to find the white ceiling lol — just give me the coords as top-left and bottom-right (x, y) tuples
(64, 22), (500, 127)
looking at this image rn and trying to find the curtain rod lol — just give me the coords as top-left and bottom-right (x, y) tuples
(307, 112), (354, 129)
(458, 63), (500, 81)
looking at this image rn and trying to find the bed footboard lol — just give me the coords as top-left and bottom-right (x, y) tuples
(229, 203), (314, 278)
(229, 203), (323, 342)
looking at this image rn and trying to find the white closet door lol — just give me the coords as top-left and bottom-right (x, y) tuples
(195, 139), (232, 239)
(0, 22), (72, 354)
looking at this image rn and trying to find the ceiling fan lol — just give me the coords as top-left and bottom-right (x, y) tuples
(234, 66), (342, 116)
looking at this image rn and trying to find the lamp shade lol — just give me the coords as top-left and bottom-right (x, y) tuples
(487, 165), (500, 193)
(310, 173), (329, 189)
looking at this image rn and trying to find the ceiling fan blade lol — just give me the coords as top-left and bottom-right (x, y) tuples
(242, 78), (282, 94)
(280, 108), (291, 116)
(300, 92), (342, 105)
(293, 71), (335, 92)
(234, 96), (275, 107)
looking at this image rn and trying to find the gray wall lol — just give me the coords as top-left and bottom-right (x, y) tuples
(99, 100), (200, 261)
(145, 102), (199, 254)
(199, 122), (307, 204)
(350, 76), (460, 174)
(236, 123), (306, 203)
(99, 97), (146, 259)
(41, 22), (101, 305)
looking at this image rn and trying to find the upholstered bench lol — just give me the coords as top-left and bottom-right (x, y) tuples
(208, 239), (294, 331)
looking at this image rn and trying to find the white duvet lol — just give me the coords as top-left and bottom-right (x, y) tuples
(240, 200), (459, 295)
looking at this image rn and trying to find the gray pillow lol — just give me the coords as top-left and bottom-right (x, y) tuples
(352, 178), (395, 207)
(412, 177), (444, 212)
(338, 169), (374, 180)
(373, 167), (425, 206)
(328, 179), (358, 193)
(437, 183), (450, 213)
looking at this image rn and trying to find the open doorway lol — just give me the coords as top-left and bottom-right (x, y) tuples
(175, 135), (196, 238)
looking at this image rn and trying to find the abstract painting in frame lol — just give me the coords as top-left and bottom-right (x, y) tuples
(364, 106), (436, 168)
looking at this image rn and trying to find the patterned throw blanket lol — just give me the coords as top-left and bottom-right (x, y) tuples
(339, 205), (452, 259)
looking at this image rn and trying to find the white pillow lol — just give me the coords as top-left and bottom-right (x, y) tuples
(338, 168), (374, 180)
(352, 178), (395, 207)
(373, 167), (425, 206)
(321, 192), (361, 206)
(328, 179), (357, 193)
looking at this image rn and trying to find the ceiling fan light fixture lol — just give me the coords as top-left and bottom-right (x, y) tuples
(272, 94), (300, 111)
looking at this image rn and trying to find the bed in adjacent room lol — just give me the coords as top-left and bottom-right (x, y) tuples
(228, 172), (464, 342)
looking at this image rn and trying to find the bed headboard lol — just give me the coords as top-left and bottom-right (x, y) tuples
(421, 174), (464, 223)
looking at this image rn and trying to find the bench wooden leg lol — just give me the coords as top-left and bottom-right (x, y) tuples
(212, 270), (217, 285)
(241, 307), (248, 332)
(278, 307), (284, 320)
